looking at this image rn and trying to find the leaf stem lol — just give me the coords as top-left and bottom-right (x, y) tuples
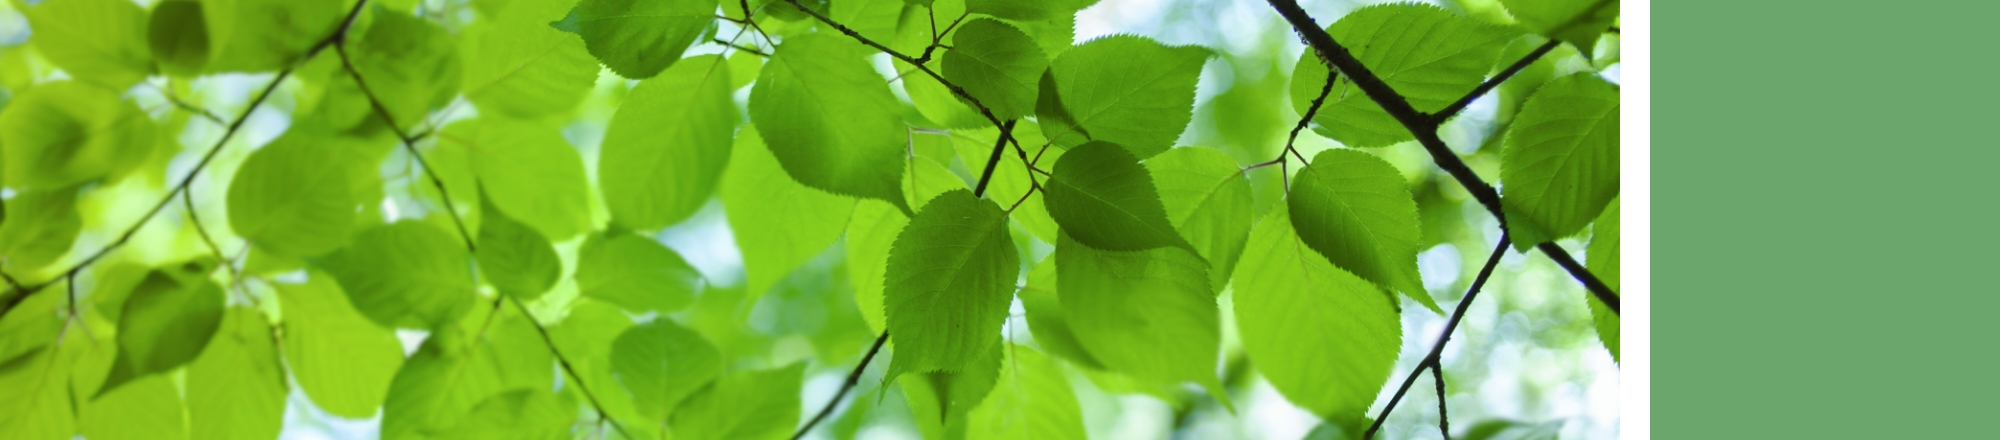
(1363, 234), (1509, 440)
(1430, 39), (1561, 124)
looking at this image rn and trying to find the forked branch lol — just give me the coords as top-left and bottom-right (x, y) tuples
(1364, 235), (1510, 440)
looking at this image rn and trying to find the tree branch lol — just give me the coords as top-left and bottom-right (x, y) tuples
(509, 296), (634, 440)
(973, 120), (1019, 198)
(332, 41), (477, 252)
(711, 38), (769, 57)
(792, 331), (890, 440)
(1432, 364), (1451, 440)
(1265, 0), (1618, 314)
(1431, 39), (1561, 124)
(1364, 235), (1509, 440)
(0, 0), (372, 320)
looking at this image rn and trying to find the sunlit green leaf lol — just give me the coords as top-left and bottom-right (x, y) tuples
(80, 372), (185, 440)
(1289, 4), (1518, 147)
(0, 81), (156, 191)
(461, 0), (598, 118)
(749, 33), (910, 212)
(186, 307), (286, 440)
(669, 363), (805, 440)
(611, 319), (722, 422)
(1043, 141), (1189, 252)
(1145, 147), (1254, 292)
(722, 126), (856, 298)
(475, 204), (562, 301)
(1016, 256), (1104, 369)
(449, 118), (594, 241)
(565, 0), (711, 79)
(1040, 35), (1209, 157)
(434, 389), (571, 440)
(381, 309), (554, 440)
(1501, 73), (1620, 248)
(0, 187), (83, 273)
(901, 339), (1002, 435)
(1056, 234), (1227, 402)
(345, 6), (461, 129)
(943, 18), (1046, 119)
(100, 265), (225, 398)
(0, 345), (77, 439)
(148, 0), (210, 76)
(202, 0), (347, 72)
(1289, 149), (1437, 312)
(1587, 197), (1620, 362)
(966, 345), (1086, 440)
(23, 0), (152, 88)
(317, 221), (477, 330)
(1234, 206), (1401, 423)
(576, 232), (702, 313)
(279, 269), (405, 419)
(883, 189), (1017, 374)
(1498, 0), (1617, 54)
(601, 55), (736, 230)
(227, 129), (366, 258)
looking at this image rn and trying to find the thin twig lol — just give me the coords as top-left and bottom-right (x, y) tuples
(792, 332), (890, 440)
(509, 296), (635, 439)
(182, 189), (247, 303)
(1363, 235), (1510, 440)
(1432, 364), (1451, 440)
(149, 82), (227, 125)
(332, 41), (476, 252)
(972, 121), (1018, 198)
(1430, 39), (1561, 124)
(712, 38), (768, 57)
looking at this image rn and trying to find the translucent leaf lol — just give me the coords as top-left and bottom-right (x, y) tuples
(22, 0), (152, 88)
(601, 55), (736, 230)
(722, 126), (855, 298)
(99, 265), (225, 397)
(1288, 4), (1519, 147)
(201, 0), (346, 72)
(901, 339), (1002, 436)
(610, 319), (721, 422)
(0, 187), (83, 273)
(943, 18), (1047, 119)
(1500, 73), (1619, 248)
(951, 125), (1062, 243)
(849, 157), (967, 333)
(317, 221), (477, 330)
(449, 118), (594, 241)
(147, 0), (209, 76)
(883, 189), (1017, 374)
(1233, 206), (1401, 422)
(345, 7), (461, 129)
(749, 34), (910, 212)
(1039, 35), (1209, 157)
(1145, 147), (1254, 292)
(279, 269), (405, 419)
(434, 389), (571, 440)
(81, 373), (185, 440)
(576, 232), (701, 313)
(0, 81), (156, 191)
(1043, 141), (1189, 252)
(461, 0), (598, 118)
(475, 204), (562, 301)
(566, 0), (711, 79)
(964, 0), (1064, 20)
(0, 346), (77, 439)
(1288, 149), (1437, 312)
(227, 129), (366, 258)
(1055, 234), (1227, 402)
(831, 0), (904, 45)
(381, 309), (554, 440)
(669, 363), (805, 440)
(1587, 198), (1620, 362)
(965, 346), (1086, 440)
(1498, 0), (1618, 54)
(1015, 256), (1104, 369)
(186, 307), (286, 440)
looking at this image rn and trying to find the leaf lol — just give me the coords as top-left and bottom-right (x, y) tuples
(1144, 147), (1254, 292)
(475, 204), (562, 301)
(883, 189), (1018, 374)
(22, 0), (152, 88)
(434, 389), (572, 440)
(147, 0), (209, 76)
(1015, 256), (1104, 369)
(951, 125), (1063, 243)
(565, 0), (711, 79)
(600, 55), (735, 231)
(901, 339), (1003, 435)
(749, 33), (910, 212)
(722, 125), (856, 297)
(1289, 4), (1519, 147)
(849, 157), (968, 333)
(227, 129), (366, 258)
(1288, 149), (1437, 312)
(1040, 35), (1210, 157)
(964, 0), (1064, 20)
(450, 118), (594, 241)
(1043, 141), (1189, 252)
(1500, 73), (1620, 248)
(1233, 206), (1401, 423)
(99, 265), (225, 398)
(831, 0), (905, 45)
(0, 187), (83, 272)
(80, 372), (186, 440)
(317, 221), (477, 330)
(610, 319), (722, 422)
(1587, 198), (1620, 362)
(345, 7), (462, 129)
(461, 0), (599, 118)
(965, 346), (1087, 440)
(1055, 234), (1228, 403)
(381, 309), (554, 440)
(669, 363), (805, 440)
(1498, 0), (1618, 54)
(201, 0), (344, 71)
(576, 232), (702, 313)
(278, 269), (405, 419)
(0, 282), (66, 363)
(0, 346), (77, 439)
(0, 81), (156, 191)
(943, 18), (1047, 119)
(186, 307), (287, 440)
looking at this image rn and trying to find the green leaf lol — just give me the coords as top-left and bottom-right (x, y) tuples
(1043, 141), (1189, 252)
(882, 189), (1018, 374)
(722, 126), (856, 297)
(831, 0), (905, 45)
(846, 200), (905, 334)
(1288, 149), (1437, 312)
(1016, 256), (1104, 369)
(147, 0), (210, 76)
(1055, 234), (1227, 402)
(1500, 73), (1620, 248)
(0, 281), (66, 363)
(1144, 147), (1254, 292)
(965, 345), (1086, 440)
(201, 0), (347, 72)
(450, 118), (594, 241)
(186, 307), (287, 440)
(227, 129), (366, 258)
(345, 6), (462, 129)
(576, 232), (702, 313)
(1039, 35), (1209, 157)
(611, 319), (722, 421)
(0, 346), (77, 439)
(317, 221), (477, 330)
(0, 81), (156, 191)
(1587, 198), (1620, 362)
(22, 0), (152, 88)
(669, 363), (805, 440)
(434, 389), (572, 440)
(964, 0), (1064, 20)
(1498, 0), (1618, 54)
(1289, 4), (1519, 147)
(278, 269), (405, 419)
(749, 33), (910, 212)
(901, 339), (1003, 435)
(461, 0), (599, 118)
(565, 0), (711, 79)
(475, 204), (562, 301)
(1233, 205), (1401, 423)
(951, 125), (1062, 243)
(80, 372), (186, 440)
(943, 18), (1047, 119)
(0, 187), (83, 273)
(381, 309), (554, 440)
(100, 265), (225, 398)
(601, 55), (736, 230)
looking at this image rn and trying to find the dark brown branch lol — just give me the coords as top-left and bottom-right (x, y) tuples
(1364, 235), (1510, 440)
(792, 332), (890, 440)
(1431, 39), (1561, 124)
(0, 0), (371, 320)
(332, 41), (477, 252)
(711, 38), (768, 57)
(972, 121), (1018, 197)
(1266, 0), (1618, 314)
(1432, 364), (1451, 440)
